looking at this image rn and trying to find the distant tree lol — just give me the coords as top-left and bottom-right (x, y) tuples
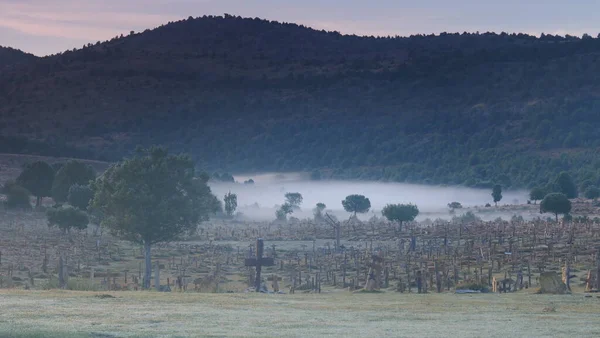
(382, 203), (419, 232)
(342, 194), (371, 216)
(540, 193), (572, 222)
(52, 161), (96, 203)
(447, 202), (463, 212)
(529, 187), (546, 204)
(16, 161), (54, 207)
(2, 181), (31, 210)
(91, 147), (220, 289)
(555, 172), (578, 198)
(276, 203), (293, 221)
(46, 205), (89, 234)
(584, 186), (600, 200)
(492, 185), (502, 206)
(244, 179), (255, 185)
(224, 192), (238, 218)
(313, 202), (326, 221)
(310, 170), (321, 181)
(67, 184), (94, 211)
(285, 192), (303, 209)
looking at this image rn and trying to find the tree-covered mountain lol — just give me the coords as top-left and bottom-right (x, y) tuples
(1, 15), (600, 191)
(0, 46), (38, 69)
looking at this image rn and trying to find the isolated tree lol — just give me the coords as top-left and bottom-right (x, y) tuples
(492, 185), (502, 206)
(529, 187), (546, 204)
(2, 181), (31, 210)
(555, 171), (578, 198)
(224, 192), (238, 218)
(313, 202), (327, 221)
(540, 193), (572, 222)
(46, 205), (89, 234)
(91, 147), (220, 289)
(382, 203), (419, 232)
(16, 161), (54, 207)
(342, 194), (371, 217)
(447, 202), (463, 212)
(585, 186), (600, 200)
(276, 203), (294, 221)
(52, 161), (96, 203)
(285, 192), (303, 209)
(67, 184), (94, 211)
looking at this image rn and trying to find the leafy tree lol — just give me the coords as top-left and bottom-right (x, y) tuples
(285, 192), (303, 209)
(540, 193), (572, 221)
(529, 187), (546, 204)
(67, 184), (94, 211)
(313, 202), (326, 221)
(276, 203), (293, 221)
(382, 203), (419, 232)
(16, 161), (54, 207)
(243, 179), (255, 185)
(342, 194), (371, 216)
(447, 202), (463, 211)
(555, 171), (578, 198)
(2, 181), (31, 210)
(52, 161), (96, 203)
(492, 185), (502, 206)
(46, 205), (89, 233)
(91, 147), (220, 289)
(224, 192), (238, 217)
(584, 186), (600, 200)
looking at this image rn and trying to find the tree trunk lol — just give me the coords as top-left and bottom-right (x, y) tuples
(555, 213), (558, 222)
(36, 196), (41, 207)
(144, 241), (152, 289)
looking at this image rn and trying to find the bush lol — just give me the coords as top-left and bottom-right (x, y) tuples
(46, 205), (89, 233)
(2, 181), (32, 210)
(455, 281), (489, 292)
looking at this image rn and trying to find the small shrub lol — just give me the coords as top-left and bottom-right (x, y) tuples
(2, 181), (32, 210)
(455, 281), (489, 292)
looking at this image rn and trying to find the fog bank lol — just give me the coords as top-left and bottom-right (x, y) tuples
(208, 173), (528, 221)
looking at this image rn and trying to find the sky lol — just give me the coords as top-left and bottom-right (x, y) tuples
(1, 0), (598, 56)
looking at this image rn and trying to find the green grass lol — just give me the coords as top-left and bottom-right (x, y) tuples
(1, 290), (600, 337)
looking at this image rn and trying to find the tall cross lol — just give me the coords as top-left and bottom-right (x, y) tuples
(245, 238), (274, 292)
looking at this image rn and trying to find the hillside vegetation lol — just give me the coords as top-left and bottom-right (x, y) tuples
(1, 15), (600, 189)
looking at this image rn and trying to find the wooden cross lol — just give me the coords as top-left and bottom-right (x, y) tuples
(245, 238), (274, 292)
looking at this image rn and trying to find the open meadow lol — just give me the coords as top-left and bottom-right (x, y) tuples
(2, 289), (600, 337)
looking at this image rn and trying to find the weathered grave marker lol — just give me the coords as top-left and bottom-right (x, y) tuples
(245, 238), (274, 292)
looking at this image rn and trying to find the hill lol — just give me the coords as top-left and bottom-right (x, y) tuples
(0, 46), (38, 69)
(1, 15), (600, 190)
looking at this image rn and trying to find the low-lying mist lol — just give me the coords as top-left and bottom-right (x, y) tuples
(209, 173), (529, 222)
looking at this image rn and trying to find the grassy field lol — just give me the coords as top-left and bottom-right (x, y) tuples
(1, 289), (599, 338)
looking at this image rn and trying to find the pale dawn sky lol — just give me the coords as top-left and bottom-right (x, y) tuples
(0, 0), (598, 56)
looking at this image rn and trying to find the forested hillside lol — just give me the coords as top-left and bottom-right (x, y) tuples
(0, 46), (37, 69)
(1, 15), (600, 190)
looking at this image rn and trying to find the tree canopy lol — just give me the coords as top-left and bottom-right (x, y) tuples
(584, 186), (600, 200)
(224, 192), (238, 218)
(382, 203), (419, 232)
(67, 184), (94, 211)
(342, 195), (371, 216)
(2, 181), (31, 210)
(529, 187), (546, 204)
(492, 185), (503, 206)
(555, 172), (578, 198)
(16, 161), (54, 207)
(285, 192), (303, 209)
(52, 161), (96, 203)
(91, 146), (220, 288)
(540, 193), (572, 221)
